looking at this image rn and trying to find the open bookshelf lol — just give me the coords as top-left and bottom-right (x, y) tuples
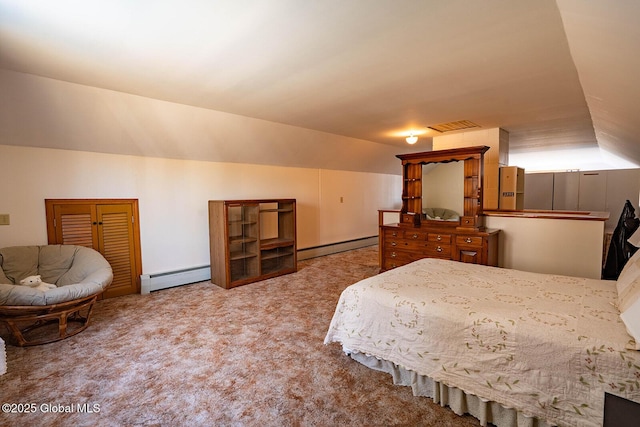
(209, 199), (296, 288)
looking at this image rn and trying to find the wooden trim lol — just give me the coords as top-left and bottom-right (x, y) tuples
(484, 209), (610, 221)
(222, 198), (296, 205)
(396, 145), (490, 164)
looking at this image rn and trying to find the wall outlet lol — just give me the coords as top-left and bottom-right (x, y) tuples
(0, 214), (10, 225)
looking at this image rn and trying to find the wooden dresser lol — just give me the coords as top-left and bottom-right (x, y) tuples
(379, 146), (500, 271)
(380, 223), (499, 270)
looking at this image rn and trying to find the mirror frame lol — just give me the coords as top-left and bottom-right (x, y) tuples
(397, 145), (489, 230)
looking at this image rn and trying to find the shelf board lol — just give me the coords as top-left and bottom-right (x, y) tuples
(261, 251), (294, 261)
(260, 238), (295, 250)
(230, 251), (258, 261)
(260, 208), (293, 213)
(258, 266), (297, 279)
(229, 236), (258, 244)
(230, 273), (259, 284)
(228, 220), (257, 226)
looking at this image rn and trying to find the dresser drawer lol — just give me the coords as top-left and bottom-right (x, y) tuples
(424, 243), (451, 258)
(384, 228), (402, 239)
(383, 257), (409, 270)
(428, 233), (452, 244)
(385, 249), (416, 262)
(403, 230), (427, 240)
(387, 239), (428, 251)
(456, 235), (484, 247)
(383, 249), (422, 269)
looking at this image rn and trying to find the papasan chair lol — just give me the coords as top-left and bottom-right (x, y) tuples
(0, 245), (113, 346)
(423, 207), (460, 222)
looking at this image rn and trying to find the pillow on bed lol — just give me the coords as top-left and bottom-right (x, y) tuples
(619, 279), (640, 312)
(619, 287), (640, 350)
(617, 249), (640, 296)
(616, 250), (640, 349)
(620, 299), (640, 350)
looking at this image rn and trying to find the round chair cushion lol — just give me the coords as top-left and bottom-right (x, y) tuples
(423, 207), (460, 221)
(0, 245), (113, 306)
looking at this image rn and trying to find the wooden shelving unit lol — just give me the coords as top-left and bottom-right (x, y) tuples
(499, 166), (525, 210)
(209, 199), (296, 289)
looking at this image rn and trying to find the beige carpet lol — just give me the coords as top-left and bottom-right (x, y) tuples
(0, 246), (482, 427)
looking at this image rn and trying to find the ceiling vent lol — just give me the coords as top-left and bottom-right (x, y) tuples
(428, 120), (480, 133)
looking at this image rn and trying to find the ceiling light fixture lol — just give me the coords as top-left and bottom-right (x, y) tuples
(406, 132), (418, 145)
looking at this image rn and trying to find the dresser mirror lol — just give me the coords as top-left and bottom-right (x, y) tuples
(422, 161), (464, 223)
(397, 145), (489, 230)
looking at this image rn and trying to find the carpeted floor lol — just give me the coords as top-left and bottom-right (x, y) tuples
(0, 246), (482, 427)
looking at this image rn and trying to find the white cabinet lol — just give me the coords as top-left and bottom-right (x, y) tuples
(524, 169), (640, 231)
(524, 173), (553, 210)
(553, 172), (580, 210)
(578, 172), (607, 211)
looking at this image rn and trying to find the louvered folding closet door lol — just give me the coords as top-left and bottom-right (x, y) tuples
(51, 203), (99, 249)
(46, 199), (141, 298)
(96, 204), (139, 298)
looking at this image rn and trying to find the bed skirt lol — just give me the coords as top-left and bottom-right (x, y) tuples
(0, 337), (6, 375)
(349, 351), (552, 427)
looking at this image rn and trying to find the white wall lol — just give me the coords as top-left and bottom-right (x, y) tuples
(0, 69), (409, 175)
(0, 69), (407, 277)
(0, 145), (402, 275)
(485, 215), (605, 279)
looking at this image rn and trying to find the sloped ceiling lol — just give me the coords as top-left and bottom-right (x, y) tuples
(556, 0), (640, 163)
(0, 0), (638, 169)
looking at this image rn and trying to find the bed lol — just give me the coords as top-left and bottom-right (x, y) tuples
(324, 252), (640, 427)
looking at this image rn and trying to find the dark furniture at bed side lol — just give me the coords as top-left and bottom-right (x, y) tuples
(604, 393), (640, 427)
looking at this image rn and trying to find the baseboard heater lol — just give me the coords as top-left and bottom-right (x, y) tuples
(140, 236), (378, 294)
(140, 265), (211, 294)
(297, 236), (378, 260)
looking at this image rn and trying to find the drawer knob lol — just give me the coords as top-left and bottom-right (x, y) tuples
(391, 252), (397, 258)
(436, 246), (443, 252)
(436, 235), (442, 241)
(465, 237), (472, 243)
(391, 241), (397, 246)
(392, 232), (398, 237)
(412, 233), (418, 239)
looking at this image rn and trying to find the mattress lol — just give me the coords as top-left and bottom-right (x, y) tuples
(324, 258), (640, 427)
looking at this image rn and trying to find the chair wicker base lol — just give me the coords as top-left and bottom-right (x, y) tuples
(0, 294), (99, 346)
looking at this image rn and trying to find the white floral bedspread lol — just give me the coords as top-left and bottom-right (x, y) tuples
(324, 258), (640, 427)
